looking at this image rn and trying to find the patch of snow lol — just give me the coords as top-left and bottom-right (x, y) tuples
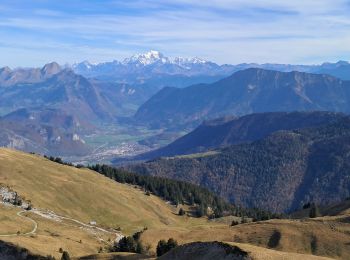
(247, 84), (256, 91)
(127, 89), (135, 95)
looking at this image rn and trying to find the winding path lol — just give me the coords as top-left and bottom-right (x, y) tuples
(0, 210), (38, 237)
(0, 204), (123, 241)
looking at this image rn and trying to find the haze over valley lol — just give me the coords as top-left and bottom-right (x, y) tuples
(1, 1), (350, 259)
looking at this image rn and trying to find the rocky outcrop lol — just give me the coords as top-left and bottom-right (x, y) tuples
(0, 185), (31, 210)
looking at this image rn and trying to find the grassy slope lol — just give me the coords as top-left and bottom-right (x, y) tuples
(0, 205), (34, 235)
(0, 148), (213, 258)
(2, 210), (114, 258)
(0, 148), (211, 234)
(1, 148), (349, 259)
(141, 215), (350, 259)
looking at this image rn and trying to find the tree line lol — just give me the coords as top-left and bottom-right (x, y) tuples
(43, 154), (279, 220)
(89, 164), (279, 220)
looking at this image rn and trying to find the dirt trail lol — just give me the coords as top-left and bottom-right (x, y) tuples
(31, 208), (124, 241)
(0, 203), (123, 242)
(0, 210), (38, 237)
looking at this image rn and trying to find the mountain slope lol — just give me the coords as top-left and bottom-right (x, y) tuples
(141, 196), (350, 259)
(137, 111), (345, 160)
(159, 241), (333, 260)
(72, 51), (350, 82)
(1, 148), (349, 259)
(0, 62), (61, 87)
(72, 50), (234, 81)
(314, 61), (350, 80)
(127, 116), (350, 213)
(0, 108), (92, 156)
(0, 68), (122, 122)
(0, 148), (222, 258)
(134, 68), (350, 128)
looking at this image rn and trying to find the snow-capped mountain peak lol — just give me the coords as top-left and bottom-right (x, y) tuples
(72, 60), (95, 70)
(173, 56), (208, 65)
(71, 51), (218, 77)
(123, 50), (170, 65)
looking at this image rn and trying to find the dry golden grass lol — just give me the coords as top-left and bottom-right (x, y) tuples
(141, 217), (350, 259)
(0, 204), (34, 235)
(0, 148), (210, 235)
(3, 211), (115, 259)
(0, 148), (219, 258)
(1, 148), (350, 259)
(229, 242), (334, 260)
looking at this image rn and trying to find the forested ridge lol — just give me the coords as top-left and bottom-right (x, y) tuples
(127, 116), (350, 213)
(89, 164), (278, 220)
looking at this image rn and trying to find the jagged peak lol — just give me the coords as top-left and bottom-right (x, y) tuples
(72, 51), (212, 69)
(123, 50), (169, 65)
(41, 62), (61, 77)
(0, 66), (12, 74)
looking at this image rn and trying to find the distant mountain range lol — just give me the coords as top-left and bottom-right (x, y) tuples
(72, 50), (350, 83)
(136, 111), (345, 160)
(0, 108), (91, 156)
(0, 63), (149, 156)
(127, 112), (350, 213)
(0, 62), (61, 87)
(134, 68), (350, 128)
(0, 63), (152, 120)
(1, 52), (350, 158)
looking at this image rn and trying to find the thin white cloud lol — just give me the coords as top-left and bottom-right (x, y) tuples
(0, 0), (349, 66)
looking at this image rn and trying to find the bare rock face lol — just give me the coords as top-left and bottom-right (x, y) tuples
(0, 185), (31, 209)
(40, 62), (61, 78)
(0, 62), (62, 87)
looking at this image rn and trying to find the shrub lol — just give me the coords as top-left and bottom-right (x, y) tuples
(61, 251), (70, 260)
(309, 204), (321, 218)
(156, 238), (178, 256)
(178, 208), (186, 216)
(231, 220), (239, 226)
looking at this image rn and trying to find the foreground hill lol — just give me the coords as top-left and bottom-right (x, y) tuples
(0, 148), (220, 258)
(1, 149), (349, 259)
(159, 241), (333, 260)
(134, 68), (350, 128)
(137, 111), (344, 160)
(127, 116), (350, 213)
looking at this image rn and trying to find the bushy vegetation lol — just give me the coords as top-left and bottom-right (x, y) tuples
(44, 155), (73, 166)
(309, 204), (321, 218)
(156, 238), (178, 256)
(178, 208), (186, 216)
(61, 251), (70, 260)
(112, 228), (148, 254)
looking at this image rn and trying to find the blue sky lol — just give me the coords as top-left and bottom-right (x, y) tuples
(0, 0), (350, 67)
